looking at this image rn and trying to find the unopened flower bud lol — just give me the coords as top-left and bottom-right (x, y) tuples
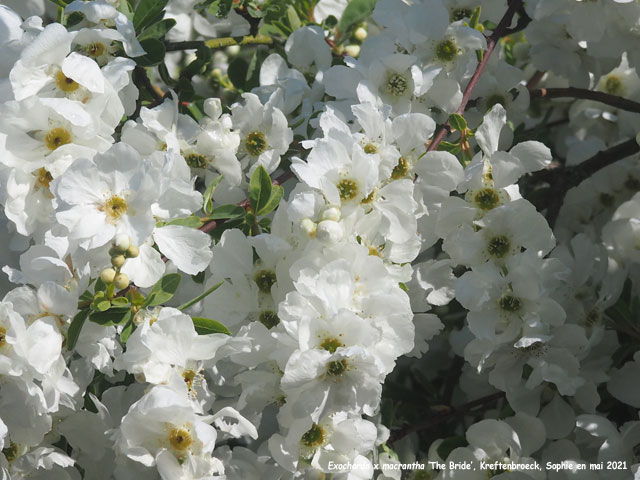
(126, 244), (139, 258)
(354, 27), (368, 42)
(111, 254), (126, 268)
(100, 268), (116, 284)
(344, 45), (361, 58)
(113, 273), (129, 290)
(321, 206), (341, 222)
(300, 218), (317, 237)
(316, 220), (343, 243)
(113, 234), (131, 252)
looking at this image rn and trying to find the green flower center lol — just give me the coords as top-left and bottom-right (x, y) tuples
(391, 157), (409, 179)
(301, 423), (325, 448)
(245, 131), (268, 157)
(474, 188), (500, 210)
(498, 294), (522, 312)
(169, 428), (192, 452)
(436, 39), (459, 62)
(337, 179), (359, 201)
(259, 310), (280, 329)
(86, 42), (106, 58)
(451, 7), (473, 21)
(254, 269), (277, 293)
(326, 359), (348, 376)
(55, 70), (79, 93)
(487, 235), (511, 258)
(103, 195), (128, 222)
(604, 75), (623, 95)
(363, 143), (378, 154)
(0, 326), (6, 348)
(385, 72), (409, 97)
(319, 337), (344, 353)
(185, 153), (209, 169)
(45, 127), (72, 151)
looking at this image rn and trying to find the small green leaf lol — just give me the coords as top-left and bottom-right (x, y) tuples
(111, 297), (130, 306)
(209, 204), (247, 220)
(89, 307), (132, 326)
(192, 316), (231, 335)
(256, 184), (283, 216)
(120, 319), (135, 343)
(137, 18), (176, 41)
(287, 6), (302, 31)
(203, 176), (223, 215)
(437, 141), (462, 154)
(228, 57), (249, 90)
(136, 39), (166, 67)
(160, 215), (204, 228)
(178, 280), (224, 311)
(96, 300), (111, 312)
(133, 0), (168, 32)
(67, 309), (90, 350)
(249, 165), (272, 213)
(469, 6), (481, 28)
(448, 113), (468, 132)
(181, 44), (212, 79)
(144, 273), (182, 307)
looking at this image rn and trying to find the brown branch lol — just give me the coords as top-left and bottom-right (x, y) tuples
(428, 0), (526, 152)
(530, 87), (640, 114)
(388, 392), (505, 443)
(526, 70), (545, 90)
(538, 137), (640, 227)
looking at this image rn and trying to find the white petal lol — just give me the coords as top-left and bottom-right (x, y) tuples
(153, 225), (213, 275)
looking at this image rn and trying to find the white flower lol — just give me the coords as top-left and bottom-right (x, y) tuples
(53, 142), (157, 249)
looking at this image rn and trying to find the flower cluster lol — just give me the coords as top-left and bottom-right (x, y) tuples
(0, 0), (639, 479)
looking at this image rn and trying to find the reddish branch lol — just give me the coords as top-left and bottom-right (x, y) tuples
(427, 0), (527, 152)
(388, 392), (505, 443)
(530, 87), (640, 114)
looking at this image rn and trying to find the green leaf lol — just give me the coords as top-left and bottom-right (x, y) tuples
(133, 0), (168, 33)
(137, 18), (176, 41)
(178, 280), (224, 311)
(111, 297), (130, 306)
(436, 436), (467, 461)
(205, 0), (234, 18)
(209, 204), (247, 220)
(181, 44), (212, 79)
(89, 307), (132, 326)
(448, 113), (468, 132)
(96, 300), (111, 312)
(160, 215), (204, 228)
(249, 165), (272, 213)
(203, 176), (223, 215)
(135, 39), (166, 67)
(437, 141), (462, 154)
(67, 309), (90, 350)
(144, 273), (182, 307)
(337, 0), (376, 38)
(192, 316), (231, 335)
(120, 319), (135, 343)
(286, 5), (302, 31)
(228, 57), (249, 90)
(469, 6), (482, 28)
(256, 184), (283, 216)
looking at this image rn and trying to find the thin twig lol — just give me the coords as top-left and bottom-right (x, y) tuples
(165, 35), (274, 52)
(388, 392), (505, 443)
(428, 0), (527, 152)
(538, 137), (640, 227)
(530, 87), (640, 114)
(526, 70), (545, 90)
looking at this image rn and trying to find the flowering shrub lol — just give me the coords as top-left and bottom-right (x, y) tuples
(0, 0), (640, 479)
